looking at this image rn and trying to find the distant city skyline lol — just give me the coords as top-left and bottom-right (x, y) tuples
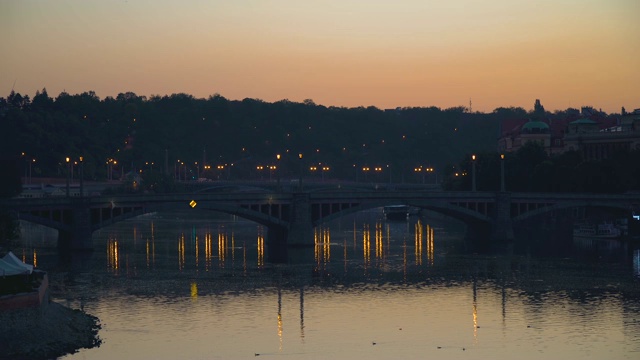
(2, 0), (638, 113)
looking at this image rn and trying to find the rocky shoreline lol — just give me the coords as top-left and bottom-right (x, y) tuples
(0, 301), (101, 360)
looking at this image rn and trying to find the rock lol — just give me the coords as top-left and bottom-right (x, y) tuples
(0, 301), (101, 360)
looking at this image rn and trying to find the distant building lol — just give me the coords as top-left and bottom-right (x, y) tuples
(498, 107), (640, 160)
(498, 118), (561, 155)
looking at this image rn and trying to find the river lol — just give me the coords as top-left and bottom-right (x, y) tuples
(13, 209), (640, 359)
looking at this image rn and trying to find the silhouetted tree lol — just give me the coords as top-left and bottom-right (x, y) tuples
(0, 156), (22, 248)
(5, 89), (634, 194)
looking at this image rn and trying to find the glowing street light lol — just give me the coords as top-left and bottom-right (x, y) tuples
(79, 156), (84, 197)
(471, 154), (477, 191)
(362, 166), (370, 181)
(276, 154), (281, 190)
(322, 166), (330, 181)
(414, 166), (425, 184)
(298, 153), (303, 190)
(425, 167), (436, 184)
(65, 157), (71, 197)
(269, 165), (276, 181)
(500, 154), (505, 192)
(106, 159), (116, 181)
(256, 165), (264, 180)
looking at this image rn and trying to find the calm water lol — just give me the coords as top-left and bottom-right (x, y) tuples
(14, 210), (640, 360)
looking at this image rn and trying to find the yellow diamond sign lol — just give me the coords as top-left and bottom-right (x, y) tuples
(189, 200), (197, 208)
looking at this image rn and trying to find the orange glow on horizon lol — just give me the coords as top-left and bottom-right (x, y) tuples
(2, 1), (638, 113)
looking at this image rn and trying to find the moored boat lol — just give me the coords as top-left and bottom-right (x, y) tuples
(383, 205), (410, 221)
(573, 221), (622, 239)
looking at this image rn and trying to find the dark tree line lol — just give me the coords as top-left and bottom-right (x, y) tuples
(1, 89), (499, 185)
(443, 142), (640, 193)
(0, 157), (23, 248)
(1, 89), (635, 194)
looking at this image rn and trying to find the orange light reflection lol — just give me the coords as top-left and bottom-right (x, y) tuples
(257, 228), (265, 267)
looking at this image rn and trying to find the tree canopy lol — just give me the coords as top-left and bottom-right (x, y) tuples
(2, 89), (635, 193)
(0, 90), (499, 183)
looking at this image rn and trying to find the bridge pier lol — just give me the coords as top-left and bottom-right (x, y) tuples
(262, 193), (315, 263)
(58, 201), (94, 251)
(491, 192), (514, 242)
(266, 226), (288, 263)
(466, 221), (492, 250)
(287, 193), (314, 245)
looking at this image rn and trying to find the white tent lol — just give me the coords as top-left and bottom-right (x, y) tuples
(0, 252), (33, 276)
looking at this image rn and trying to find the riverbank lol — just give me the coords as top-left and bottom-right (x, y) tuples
(0, 301), (101, 360)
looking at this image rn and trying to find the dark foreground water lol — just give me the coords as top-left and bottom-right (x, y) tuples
(13, 210), (640, 359)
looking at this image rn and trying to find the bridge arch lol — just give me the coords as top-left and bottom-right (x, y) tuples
(16, 212), (72, 233)
(13, 198), (291, 238)
(194, 201), (289, 228)
(315, 198), (492, 227)
(513, 201), (632, 223)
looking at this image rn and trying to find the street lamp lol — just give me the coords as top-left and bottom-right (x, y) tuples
(471, 154), (477, 191)
(298, 153), (303, 190)
(79, 156), (84, 197)
(256, 165), (264, 180)
(500, 154), (505, 192)
(21, 152), (26, 181)
(374, 166), (382, 184)
(362, 166), (370, 181)
(426, 167), (436, 185)
(28, 158), (35, 184)
(276, 154), (281, 190)
(322, 166), (329, 182)
(414, 167), (424, 184)
(269, 165), (276, 181)
(65, 157), (70, 197)
(21, 152), (37, 184)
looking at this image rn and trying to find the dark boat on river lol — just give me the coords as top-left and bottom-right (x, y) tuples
(383, 205), (410, 221)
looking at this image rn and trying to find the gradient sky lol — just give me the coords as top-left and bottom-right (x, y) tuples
(2, 0), (638, 113)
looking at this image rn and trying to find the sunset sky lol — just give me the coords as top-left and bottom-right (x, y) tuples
(2, 0), (638, 113)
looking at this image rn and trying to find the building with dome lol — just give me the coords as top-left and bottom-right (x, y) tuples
(498, 118), (558, 154)
(520, 119), (551, 148)
(498, 107), (640, 160)
(563, 112), (640, 160)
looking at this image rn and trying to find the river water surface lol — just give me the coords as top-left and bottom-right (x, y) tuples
(14, 210), (640, 359)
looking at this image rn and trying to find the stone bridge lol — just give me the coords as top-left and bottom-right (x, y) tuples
(3, 189), (639, 262)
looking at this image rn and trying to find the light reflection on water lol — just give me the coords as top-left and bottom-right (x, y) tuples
(13, 211), (640, 359)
